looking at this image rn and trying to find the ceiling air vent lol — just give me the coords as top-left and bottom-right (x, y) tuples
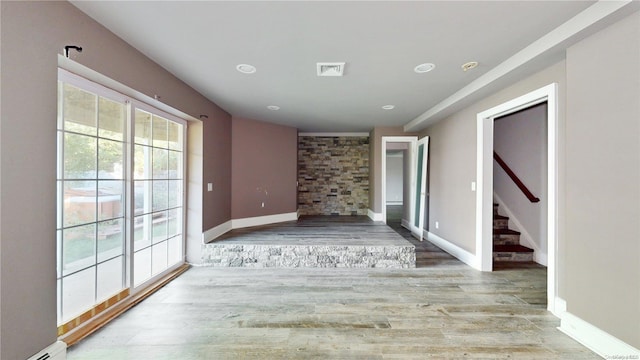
(317, 62), (345, 77)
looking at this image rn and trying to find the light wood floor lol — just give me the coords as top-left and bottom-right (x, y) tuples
(67, 217), (598, 359)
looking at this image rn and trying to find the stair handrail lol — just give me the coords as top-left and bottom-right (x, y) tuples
(493, 151), (540, 203)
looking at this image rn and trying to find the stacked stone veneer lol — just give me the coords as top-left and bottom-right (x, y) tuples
(298, 136), (369, 215)
(202, 244), (415, 268)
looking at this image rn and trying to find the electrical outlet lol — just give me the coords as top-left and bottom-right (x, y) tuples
(207, 183), (213, 192)
(471, 181), (476, 191)
(435, 221), (439, 229)
(261, 202), (265, 208)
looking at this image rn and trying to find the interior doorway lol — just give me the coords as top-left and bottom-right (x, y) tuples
(493, 102), (548, 266)
(381, 136), (417, 230)
(476, 83), (559, 316)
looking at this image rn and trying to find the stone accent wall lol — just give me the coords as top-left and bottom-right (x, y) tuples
(298, 136), (369, 215)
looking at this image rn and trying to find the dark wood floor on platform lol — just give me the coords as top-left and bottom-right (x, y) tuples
(210, 215), (413, 247)
(67, 211), (595, 359)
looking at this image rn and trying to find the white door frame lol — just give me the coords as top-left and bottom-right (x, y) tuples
(381, 136), (418, 225)
(412, 136), (430, 240)
(476, 83), (559, 315)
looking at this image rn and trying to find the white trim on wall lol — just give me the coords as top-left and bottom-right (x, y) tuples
(559, 311), (640, 359)
(232, 212), (298, 229)
(202, 212), (299, 244)
(425, 231), (479, 270)
(202, 220), (233, 244)
(367, 209), (384, 222)
(476, 83), (558, 314)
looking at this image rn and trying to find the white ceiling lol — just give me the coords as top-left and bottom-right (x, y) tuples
(70, 1), (626, 132)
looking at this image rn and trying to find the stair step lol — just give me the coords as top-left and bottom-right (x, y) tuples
(494, 228), (520, 235)
(493, 244), (533, 252)
(493, 215), (509, 229)
(493, 244), (534, 262)
(493, 228), (520, 245)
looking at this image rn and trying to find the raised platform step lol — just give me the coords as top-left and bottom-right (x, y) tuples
(202, 243), (415, 268)
(493, 244), (534, 262)
(202, 216), (416, 269)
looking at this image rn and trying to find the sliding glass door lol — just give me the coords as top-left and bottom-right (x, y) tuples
(56, 69), (185, 329)
(132, 107), (184, 286)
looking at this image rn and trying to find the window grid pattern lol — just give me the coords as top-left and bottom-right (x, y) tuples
(56, 72), (186, 326)
(56, 82), (127, 324)
(132, 109), (184, 287)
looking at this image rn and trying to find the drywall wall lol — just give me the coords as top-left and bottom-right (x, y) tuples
(565, 10), (640, 348)
(369, 127), (416, 214)
(0, 2), (231, 358)
(420, 60), (565, 256)
(232, 117), (298, 219)
(298, 136), (369, 215)
(203, 112), (232, 231)
(385, 154), (404, 205)
(493, 103), (547, 260)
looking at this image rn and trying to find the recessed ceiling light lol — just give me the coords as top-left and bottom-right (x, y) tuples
(267, 105), (280, 111)
(414, 63), (436, 73)
(236, 64), (256, 74)
(382, 105), (395, 110)
(462, 61), (479, 72)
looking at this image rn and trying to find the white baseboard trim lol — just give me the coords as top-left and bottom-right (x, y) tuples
(401, 219), (411, 230)
(232, 212), (298, 229)
(202, 212), (298, 243)
(493, 192), (547, 266)
(559, 311), (640, 359)
(27, 341), (66, 360)
(368, 209), (384, 222)
(425, 231), (480, 270)
(553, 297), (567, 318)
(202, 220), (233, 243)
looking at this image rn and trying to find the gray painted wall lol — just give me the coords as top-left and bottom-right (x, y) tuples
(565, 11), (640, 348)
(386, 154), (404, 204)
(422, 10), (640, 349)
(421, 60), (565, 255)
(0, 2), (231, 358)
(231, 117), (298, 219)
(493, 103), (547, 261)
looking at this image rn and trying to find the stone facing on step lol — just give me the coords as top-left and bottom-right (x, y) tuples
(202, 244), (415, 268)
(298, 136), (369, 216)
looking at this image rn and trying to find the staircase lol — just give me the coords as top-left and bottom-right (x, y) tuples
(493, 203), (534, 262)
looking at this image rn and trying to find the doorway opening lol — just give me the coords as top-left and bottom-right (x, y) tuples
(493, 102), (548, 268)
(381, 136), (417, 230)
(384, 143), (410, 230)
(476, 83), (559, 315)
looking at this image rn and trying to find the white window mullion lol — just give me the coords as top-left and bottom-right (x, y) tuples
(125, 100), (135, 290)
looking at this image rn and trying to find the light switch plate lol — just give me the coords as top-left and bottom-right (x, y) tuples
(207, 183), (213, 192)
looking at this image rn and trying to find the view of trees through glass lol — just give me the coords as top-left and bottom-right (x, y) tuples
(57, 72), (185, 326)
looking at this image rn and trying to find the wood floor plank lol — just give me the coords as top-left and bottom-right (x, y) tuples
(68, 216), (599, 359)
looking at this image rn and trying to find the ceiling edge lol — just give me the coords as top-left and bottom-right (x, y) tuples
(403, 0), (632, 133)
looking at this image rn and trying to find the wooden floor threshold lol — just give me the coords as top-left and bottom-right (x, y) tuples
(61, 263), (191, 347)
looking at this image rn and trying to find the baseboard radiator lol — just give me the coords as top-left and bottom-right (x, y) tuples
(27, 341), (66, 360)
